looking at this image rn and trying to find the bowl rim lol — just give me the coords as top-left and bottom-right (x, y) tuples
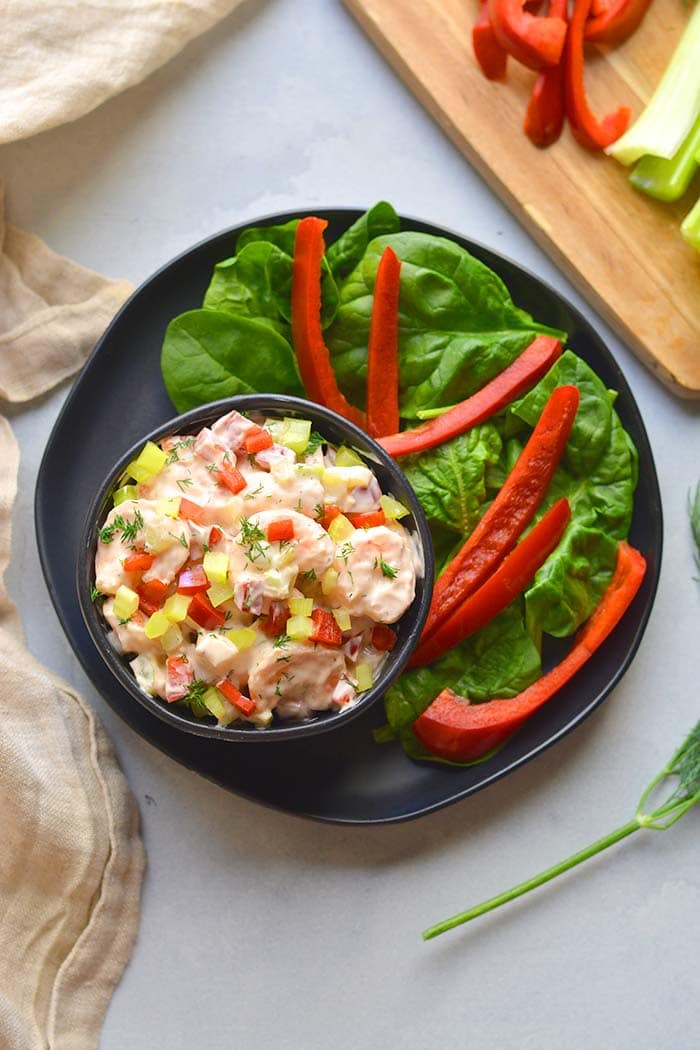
(77, 392), (435, 742)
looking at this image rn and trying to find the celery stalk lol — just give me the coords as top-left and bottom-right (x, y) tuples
(607, 5), (700, 166)
(629, 112), (700, 202)
(681, 194), (700, 250)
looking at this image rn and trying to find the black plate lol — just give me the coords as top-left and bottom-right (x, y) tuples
(35, 209), (662, 824)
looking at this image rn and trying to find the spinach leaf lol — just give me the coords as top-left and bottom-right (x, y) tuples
(160, 309), (303, 413)
(325, 201), (400, 278)
(236, 217), (299, 256)
(326, 232), (564, 418)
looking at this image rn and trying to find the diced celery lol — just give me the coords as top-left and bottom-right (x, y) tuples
(202, 686), (236, 725)
(335, 446), (364, 467)
(287, 615), (313, 641)
(355, 663), (373, 693)
(681, 195), (700, 251)
(145, 610), (170, 639)
(125, 460), (154, 484)
(380, 494), (410, 520)
(163, 593), (191, 623)
(144, 525), (178, 553)
(289, 597), (313, 617)
(263, 569), (287, 595)
(321, 568), (338, 595)
(207, 581), (234, 607)
(156, 497), (181, 518)
(296, 463), (324, 479)
(226, 627), (257, 650)
(203, 550), (229, 584)
(113, 585), (139, 621)
(281, 417), (312, 454)
(160, 623), (183, 652)
(113, 485), (139, 507)
(332, 608), (351, 632)
(328, 514), (354, 542)
(272, 545), (297, 569)
(134, 440), (168, 477)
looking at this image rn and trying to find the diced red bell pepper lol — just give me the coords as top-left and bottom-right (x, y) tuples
(217, 678), (257, 716)
(310, 608), (343, 647)
(320, 505), (342, 531)
(244, 426), (273, 454)
(166, 656), (193, 703)
(291, 217), (366, 428)
(489, 0), (567, 70)
(347, 510), (386, 529)
(565, 0), (630, 149)
(218, 465), (247, 494)
(473, 0), (508, 80)
(123, 552), (155, 573)
(524, 0), (567, 148)
(208, 526), (223, 547)
(366, 246), (401, 438)
(413, 542), (646, 761)
(138, 578), (169, 606)
(410, 498), (571, 668)
(187, 592), (226, 630)
(380, 336), (562, 458)
(138, 596), (161, 617)
(178, 498), (208, 524)
(260, 601), (290, 638)
(266, 519), (295, 542)
(584, 0), (652, 45)
(371, 625), (398, 652)
(177, 565), (210, 595)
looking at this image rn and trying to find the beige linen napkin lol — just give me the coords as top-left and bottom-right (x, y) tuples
(0, 0), (248, 144)
(0, 183), (143, 1049)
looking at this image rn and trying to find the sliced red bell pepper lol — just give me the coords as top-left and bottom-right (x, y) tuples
(489, 0), (567, 70)
(260, 600), (290, 638)
(584, 0), (652, 45)
(266, 519), (295, 542)
(217, 678), (257, 716)
(208, 526), (223, 547)
(366, 246), (401, 438)
(412, 542), (646, 761)
(310, 608), (343, 647)
(138, 578), (169, 606)
(379, 336), (562, 458)
(422, 384), (579, 644)
(244, 426), (273, 454)
(565, 0), (630, 149)
(291, 217), (366, 428)
(473, 0), (508, 81)
(371, 624), (398, 652)
(177, 566), (209, 595)
(178, 498), (208, 525)
(410, 497), (571, 668)
(218, 465), (247, 494)
(524, 0), (567, 148)
(123, 552), (155, 573)
(347, 510), (386, 529)
(187, 592), (226, 630)
(320, 504), (342, 530)
(166, 656), (193, 703)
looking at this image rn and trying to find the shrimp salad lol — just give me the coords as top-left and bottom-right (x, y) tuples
(93, 409), (420, 727)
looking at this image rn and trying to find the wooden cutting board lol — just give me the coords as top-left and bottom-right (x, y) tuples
(344, 0), (700, 398)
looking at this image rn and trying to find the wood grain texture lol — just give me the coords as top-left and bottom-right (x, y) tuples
(344, 0), (700, 397)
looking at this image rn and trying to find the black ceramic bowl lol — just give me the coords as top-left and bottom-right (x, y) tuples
(77, 394), (434, 742)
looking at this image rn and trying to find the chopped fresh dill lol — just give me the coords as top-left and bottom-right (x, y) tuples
(178, 532), (189, 548)
(239, 517), (268, 562)
(244, 483), (265, 500)
(176, 476), (193, 491)
(339, 541), (354, 564)
(205, 463), (220, 473)
(300, 568), (317, 583)
(273, 634), (290, 650)
(379, 558), (398, 579)
(100, 510), (143, 548)
(90, 585), (104, 603)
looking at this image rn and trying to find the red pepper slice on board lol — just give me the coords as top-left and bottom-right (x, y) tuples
(524, 0), (567, 147)
(123, 552), (155, 573)
(218, 465), (247, 495)
(244, 426), (273, 454)
(473, 0), (509, 80)
(584, 0), (653, 46)
(422, 384), (579, 644)
(187, 592), (226, 631)
(291, 217), (366, 428)
(379, 336), (562, 459)
(366, 246), (401, 438)
(217, 678), (257, 716)
(266, 519), (295, 542)
(412, 542), (646, 761)
(489, 0), (567, 70)
(347, 510), (386, 529)
(371, 625), (398, 652)
(565, 0), (630, 149)
(410, 498), (571, 668)
(178, 498), (208, 525)
(310, 608), (343, 647)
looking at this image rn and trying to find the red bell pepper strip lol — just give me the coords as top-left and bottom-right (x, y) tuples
(177, 566), (209, 595)
(379, 335), (562, 459)
(584, 0), (653, 46)
(310, 608), (343, 647)
(422, 384), (579, 644)
(187, 592), (226, 631)
(410, 497), (571, 668)
(371, 625), (398, 652)
(489, 0), (567, 71)
(565, 0), (630, 149)
(244, 426), (273, 454)
(260, 600), (290, 638)
(413, 541), (646, 761)
(524, 0), (567, 148)
(473, 0), (508, 81)
(178, 498), (208, 525)
(123, 552), (155, 573)
(589, 0), (610, 14)
(291, 217), (366, 428)
(366, 246), (401, 438)
(218, 465), (246, 495)
(266, 519), (295, 542)
(347, 510), (386, 529)
(217, 678), (257, 717)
